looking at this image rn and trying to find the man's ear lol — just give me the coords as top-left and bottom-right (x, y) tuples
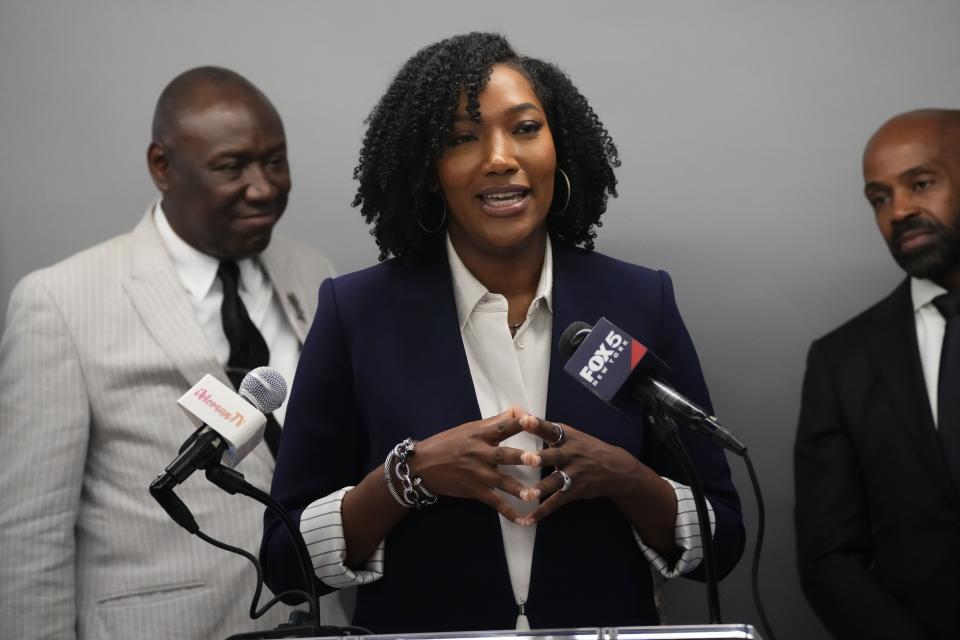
(147, 141), (171, 192)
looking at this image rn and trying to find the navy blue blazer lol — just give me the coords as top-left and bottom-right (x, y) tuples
(262, 241), (744, 633)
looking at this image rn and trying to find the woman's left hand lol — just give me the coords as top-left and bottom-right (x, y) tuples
(514, 414), (643, 524)
(515, 414), (679, 555)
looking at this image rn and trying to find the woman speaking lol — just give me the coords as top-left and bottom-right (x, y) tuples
(262, 32), (743, 634)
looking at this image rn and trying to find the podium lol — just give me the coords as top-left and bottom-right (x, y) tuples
(304, 625), (762, 640)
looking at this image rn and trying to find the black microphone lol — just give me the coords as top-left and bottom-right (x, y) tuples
(559, 319), (746, 456)
(562, 320), (778, 638)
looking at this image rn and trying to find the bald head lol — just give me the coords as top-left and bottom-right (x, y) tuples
(863, 108), (960, 290)
(151, 66), (277, 144)
(865, 109), (960, 166)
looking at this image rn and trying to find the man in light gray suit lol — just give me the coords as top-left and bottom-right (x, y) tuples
(0, 67), (340, 639)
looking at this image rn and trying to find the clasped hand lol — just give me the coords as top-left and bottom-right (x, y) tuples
(408, 406), (644, 526)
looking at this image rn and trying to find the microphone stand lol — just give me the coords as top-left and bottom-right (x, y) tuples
(644, 411), (722, 624)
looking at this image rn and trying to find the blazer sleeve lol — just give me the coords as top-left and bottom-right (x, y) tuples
(637, 270), (745, 581)
(261, 277), (368, 599)
(0, 275), (90, 640)
(794, 341), (927, 639)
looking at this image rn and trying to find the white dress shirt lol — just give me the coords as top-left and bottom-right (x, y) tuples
(912, 277), (950, 426)
(300, 236), (714, 629)
(154, 202), (300, 424)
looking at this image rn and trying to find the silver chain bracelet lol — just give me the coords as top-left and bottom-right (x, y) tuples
(384, 438), (437, 508)
(383, 447), (409, 509)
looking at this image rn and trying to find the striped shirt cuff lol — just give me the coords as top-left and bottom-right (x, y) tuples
(636, 477), (716, 579)
(300, 487), (385, 588)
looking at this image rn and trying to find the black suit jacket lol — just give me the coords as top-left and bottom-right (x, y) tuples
(795, 279), (960, 640)
(263, 241), (744, 633)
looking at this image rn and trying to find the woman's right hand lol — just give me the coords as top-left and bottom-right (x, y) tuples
(343, 407), (536, 568)
(408, 406), (536, 524)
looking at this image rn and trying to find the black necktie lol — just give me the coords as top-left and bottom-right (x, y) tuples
(933, 291), (960, 492)
(218, 260), (281, 458)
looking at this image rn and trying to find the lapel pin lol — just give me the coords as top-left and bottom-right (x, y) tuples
(287, 292), (306, 324)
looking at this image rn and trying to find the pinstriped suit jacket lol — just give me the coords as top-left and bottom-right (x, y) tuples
(0, 210), (336, 639)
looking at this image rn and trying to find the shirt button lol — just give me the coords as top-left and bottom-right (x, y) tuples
(516, 340), (526, 349)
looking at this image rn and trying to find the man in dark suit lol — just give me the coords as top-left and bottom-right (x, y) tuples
(794, 109), (960, 640)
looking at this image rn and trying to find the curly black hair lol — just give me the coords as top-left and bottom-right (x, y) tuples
(352, 32), (620, 262)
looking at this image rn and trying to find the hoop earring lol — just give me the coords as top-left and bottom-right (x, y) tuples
(551, 168), (571, 216)
(417, 192), (447, 234)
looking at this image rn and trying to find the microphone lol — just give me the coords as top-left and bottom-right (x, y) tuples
(152, 367), (287, 490)
(559, 319), (746, 456)
(147, 369), (336, 636)
(561, 320), (778, 638)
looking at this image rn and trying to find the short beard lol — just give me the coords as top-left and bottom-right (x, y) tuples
(890, 216), (960, 280)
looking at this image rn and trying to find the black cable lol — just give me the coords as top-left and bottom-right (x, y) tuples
(743, 451), (776, 640)
(193, 528), (372, 639)
(664, 426), (722, 624)
(151, 475), (371, 638)
(645, 412), (722, 624)
(204, 466), (321, 624)
(193, 528), (316, 623)
(201, 467), (373, 637)
(633, 393), (777, 635)
(150, 479), (318, 625)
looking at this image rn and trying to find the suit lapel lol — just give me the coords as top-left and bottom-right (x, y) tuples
(534, 244), (600, 588)
(403, 249), (511, 589)
(401, 252), (482, 426)
(247, 239), (319, 472)
(545, 243), (597, 429)
(866, 279), (956, 498)
(259, 243), (312, 344)
(122, 212), (226, 392)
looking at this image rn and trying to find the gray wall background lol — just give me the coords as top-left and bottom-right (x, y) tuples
(3, 1), (959, 638)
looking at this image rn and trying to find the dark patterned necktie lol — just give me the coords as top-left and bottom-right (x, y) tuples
(933, 291), (960, 492)
(218, 260), (281, 458)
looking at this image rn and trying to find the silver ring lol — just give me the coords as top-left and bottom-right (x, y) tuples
(544, 422), (565, 446)
(558, 470), (572, 493)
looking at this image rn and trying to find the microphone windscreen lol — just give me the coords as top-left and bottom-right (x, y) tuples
(559, 321), (594, 360)
(240, 367), (288, 414)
